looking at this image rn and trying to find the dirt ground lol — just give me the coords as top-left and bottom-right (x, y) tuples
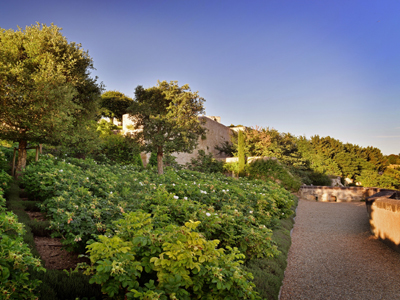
(26, 211), (90, 270)
(34, 236), (89, 270)
(26, 211), (47, 221)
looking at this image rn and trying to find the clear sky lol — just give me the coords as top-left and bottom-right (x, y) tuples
(2, 0), (400, 155)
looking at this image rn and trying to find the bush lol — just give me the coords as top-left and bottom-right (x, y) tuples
(21, 157), (294, 258)
(97, 134), (142, 166)
(238, 131), (246, 176)
(163, 153), (181, 170)
(148, 152), (158, 167)
(247, 159), (301, 192)
(0, 181), (45, 299)
(356, 169), (398, 189)
(30, 269), (103, 300)
(186, 150), (224, 173)
(0, 170), (13, 194)
(290, 167), (331, 186)
(223, 161), (239, 175)
(96, 119), (120, 135)
(5, 181), (101, 300)
(0, 148), (10, 172)
(80, 211), (260, 300)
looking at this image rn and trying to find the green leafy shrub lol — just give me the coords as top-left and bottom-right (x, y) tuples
(163, 153), (181, 170)
(356, 169), (398, 189)
(21, 157), (294, 259)
(96, 119), (120, 135)
(148, 152), (158, 167)
(0, 183), (45, 299)
(247, 159), (301, 192)
(0, 170), (13, 194)
(238, 130), (245, 176)
(289, 167), (331, 186)
(5, 181), (101, 300)
(223, 161), (239, 175)
(96, 134), (142, 166)
(0, 148), (10, 172)
(185, 150), (224, 173)
(80, 211), (260, 299)
(30, 269), (103, 300)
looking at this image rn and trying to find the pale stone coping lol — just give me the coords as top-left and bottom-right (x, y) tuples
(367, 193), (400, 253)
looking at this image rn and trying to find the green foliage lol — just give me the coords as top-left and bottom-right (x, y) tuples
(148, 152), (158, 167)
(30, 269), (103, 300)
(80, 211), (260, 299)
(6, 181), (102, 300)
(222, 128), (394, 187)
(383, 167), (400, 189)
(214, 141), (235, 157)
(97, 119), (120, 136)
(21, 156), (294, 259)
(307, 135), (388, 176)
(128, 80), (206, 174)
(97, 134), (142, 166)
(293, 168), (332, 186)
(238, 130), (246, 177)
(386, 154), (400, 165)
(100, 90), (133, 121)
(43, 121), (102, 159)
(296, 135), (393, 186)
(223, 161), (240, 176)
(245, 202), (296, 300)
(0, 148), (10, 172)
(0, 23), (102, 175)
(247, 159), (301, 192)
(0, 170), (13, 194)
(161, 153), (181, 170)
(356, 170), (398, 189)
(0, 178), (46, 299)
(186, 150), (224, 173)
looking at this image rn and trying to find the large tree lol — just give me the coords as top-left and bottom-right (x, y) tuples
(0, 23), (102, 177)
(100, 90), (133, 122)
(128, 80), (206, 174)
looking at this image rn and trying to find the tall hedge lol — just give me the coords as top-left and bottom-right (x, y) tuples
(238, 130), (245, 176)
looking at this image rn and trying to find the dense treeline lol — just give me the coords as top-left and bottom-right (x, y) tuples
(220, 127), (399, 189)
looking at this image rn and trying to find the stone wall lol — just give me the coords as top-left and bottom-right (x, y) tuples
(299, 186), (393, 202)
(122, 114), (232, 166)
(172, 116), (232, 165)
(366, 191), (400, 252)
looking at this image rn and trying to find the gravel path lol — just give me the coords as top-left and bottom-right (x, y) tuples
(280, 199), (400, 300)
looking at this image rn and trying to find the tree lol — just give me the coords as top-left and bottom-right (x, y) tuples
(238, 130), (245, 176)
(128, 80), (206, 174)
(100, 90), (133, 122)
(0, 23), (102, 177)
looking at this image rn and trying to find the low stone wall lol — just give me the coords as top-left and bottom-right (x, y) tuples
(366, 191), (400, 252)
(300, 186), (392, 202)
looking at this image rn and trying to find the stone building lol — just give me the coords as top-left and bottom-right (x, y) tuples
(121, 114), (233, 165)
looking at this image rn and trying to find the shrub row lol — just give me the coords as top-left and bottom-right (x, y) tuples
(20, 156), (295, 299)
(0, 171), (45, 299)
(5, 181), (103, 300)
(22, 156), (295, 259)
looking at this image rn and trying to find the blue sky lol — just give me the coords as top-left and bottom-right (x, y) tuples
(2, 0), (400, 155)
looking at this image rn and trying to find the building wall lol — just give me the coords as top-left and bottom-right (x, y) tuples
(172, 116), (232, 165)
(121, 114), (233, 166)
(366, 192), (400, 253)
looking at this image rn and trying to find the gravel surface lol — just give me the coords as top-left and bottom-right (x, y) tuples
(280, 199), (400, 300)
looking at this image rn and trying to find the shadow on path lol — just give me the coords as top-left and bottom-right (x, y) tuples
(280, 199), (400, 300)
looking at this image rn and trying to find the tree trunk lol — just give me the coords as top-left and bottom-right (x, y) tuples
(12, 148), (17, 177)
(35, 145), (39, 162)
(157, 147), (164, 175)
(15, 139), (28, 179)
